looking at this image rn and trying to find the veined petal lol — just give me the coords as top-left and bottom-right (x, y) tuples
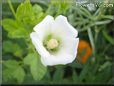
(33, 15), (54, 41)
(51, 15), (78, 38)
(30, 32), (50, 58)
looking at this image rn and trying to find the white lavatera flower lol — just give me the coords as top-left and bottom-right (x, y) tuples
(30, 15), (79, 66)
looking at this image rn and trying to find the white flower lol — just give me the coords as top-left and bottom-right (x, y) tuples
(30, 15), (79, 66)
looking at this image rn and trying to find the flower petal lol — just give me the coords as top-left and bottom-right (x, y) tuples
(62, 37), (79, 58)
(51, 15), (78, 38)
(40, 37), (79, 66)
(30, 32), (50, 58)
(33, 15), (54, 41)
(41, 52), (74, 66)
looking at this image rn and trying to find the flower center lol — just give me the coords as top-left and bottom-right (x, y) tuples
(43, 34), (61, 53)
(47, 38), (59, 50)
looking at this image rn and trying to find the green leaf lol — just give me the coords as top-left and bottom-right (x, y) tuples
(79, 64), (89, 81)
(32, 4), (43, 15)
(8, 29), (28, 38)
(3, 41), (23, 57)
(16, 0), (34, 23)
(101, 15), (114, 20)
(24, 53), (47, 81)
(80, 7), (92, 17)
(3, 41), (13, 53)
(3, 68), (13, 82)
(87, 28), (95, 55)
(30, 56), (47, 80)
(2, 19), (28, 38)
(23, 53), (35, 65)
(2, 19), (18, 31)
(53, 68), (63, 81)
(94, 20), (111, 25)
(98, 61), (112, 72)
(15, 0), (45, 30)
(13, 44), (23, 57)
(102, 30), (114, 45)
(13, 66), (25, 83)
(3, 60), (19, 69)
(72, 70), (79, 82)
(32, 4), (45, 25)
(94, 65), (112, 83)
(3, 60), (25, 83)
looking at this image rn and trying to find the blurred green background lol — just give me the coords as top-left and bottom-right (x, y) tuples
(1, 0), (114, 85)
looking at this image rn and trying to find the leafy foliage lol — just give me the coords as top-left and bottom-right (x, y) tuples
(24, 53), (47, 81)
(3, 60), (25, 83)
(2, 19), (28, 38)
(2, 0), (47, 84)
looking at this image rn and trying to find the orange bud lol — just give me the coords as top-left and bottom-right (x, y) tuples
(77, 40), (92, 63)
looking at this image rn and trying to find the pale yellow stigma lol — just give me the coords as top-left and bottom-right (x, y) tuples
(47, 38), (59, 50)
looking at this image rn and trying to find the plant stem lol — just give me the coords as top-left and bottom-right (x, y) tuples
(7, 0), (17, 19)
(87, 28), (96, 56)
